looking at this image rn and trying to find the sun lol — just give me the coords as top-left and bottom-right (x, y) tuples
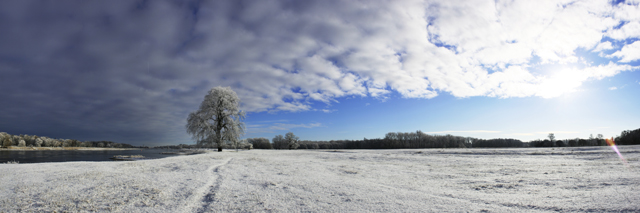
(536, 68), (587, 98)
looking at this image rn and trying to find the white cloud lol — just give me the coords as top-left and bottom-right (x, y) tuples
(608, 21), (640, 40)
(2, 0), (640, 117)
(183, 0), (638, 111)
(321, 109), (336, 113)
(592, 41), (614, 52)
(611, 40), (640, 62)
(609, 86), (618, 90)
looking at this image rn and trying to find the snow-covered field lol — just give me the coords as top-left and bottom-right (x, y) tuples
(1, 146), (639, 212)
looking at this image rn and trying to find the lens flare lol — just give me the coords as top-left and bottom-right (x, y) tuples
(606, 137), (628, 166)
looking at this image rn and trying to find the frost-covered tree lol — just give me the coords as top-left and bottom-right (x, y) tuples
(35, 138), (43, 147)
(55, 139), (63, 147)
(248, 137), (272, 149)
(62, 139), (71, 147)
(187, 86), (245, 152)
(12, 135), (21, 146)
(272, 135), (286, 149)
(285, 132), (299, 150)
(231, 139), (253, 151)
(0, 132), (11, 148)
(43, 138), (54, 147)
(18, 139), (26, 147)
(308, 142), (319, 149)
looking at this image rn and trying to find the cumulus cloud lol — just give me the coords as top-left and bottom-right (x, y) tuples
(611, 40), (640, 62)
(592, 41), (614, 52)
(0, 0), (639, 144)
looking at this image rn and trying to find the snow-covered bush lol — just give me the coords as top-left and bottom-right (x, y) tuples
(12, 135), (21, 146)
(18, 139), (26, 147)
(285, 132), (299, 150)
(35, 138), (43, 147)
(62, 139), (70, 147)
(309, 143), (319, 149)
(53, 139), (62, 147)
(272, 135), (287, 149)
(21, 135), (33, 146)
(248, 138), (272, 149)
(239, 141), (253, 150)
(0, 132), (11, 148)
(42, 138), (53, 147)
(298, 143), (307, 149)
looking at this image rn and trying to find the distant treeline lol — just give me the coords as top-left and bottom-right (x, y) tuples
(0, 132), (137, 148)
(617, 128), (640, 145)
(246, 128), (640, 150)
(156, 141), (253, 150)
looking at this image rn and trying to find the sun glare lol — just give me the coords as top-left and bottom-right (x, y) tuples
(537, 68), (586, 98)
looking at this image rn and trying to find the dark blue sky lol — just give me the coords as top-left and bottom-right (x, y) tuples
(1, 0), (639, 146)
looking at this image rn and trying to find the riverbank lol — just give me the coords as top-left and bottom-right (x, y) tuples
(1, 147), (639, 212)
(1, 147), (140, 151)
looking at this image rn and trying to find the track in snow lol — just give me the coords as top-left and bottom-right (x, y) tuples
(183, 157), (233, 213)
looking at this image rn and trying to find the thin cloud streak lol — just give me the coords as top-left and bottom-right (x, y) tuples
(534, 131), (581, 134)
(425, 130), (501, 134)
(245, 122), (323, 134)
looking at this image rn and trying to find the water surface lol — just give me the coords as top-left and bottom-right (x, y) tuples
(0, 149), (174, 164)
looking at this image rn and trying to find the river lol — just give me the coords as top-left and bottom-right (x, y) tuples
(0, 149), (178, 164)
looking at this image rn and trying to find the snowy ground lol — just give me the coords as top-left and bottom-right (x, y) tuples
(1, 146), (639, 212)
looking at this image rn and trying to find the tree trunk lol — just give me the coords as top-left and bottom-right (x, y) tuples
(215, 127), (222, 152)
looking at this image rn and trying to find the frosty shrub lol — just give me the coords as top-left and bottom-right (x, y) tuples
(12, 135), (21, 146)
(187, 86), (245, 152)
(53, 139), (62, 147)
(0, 132), (11, 148)
(298, 143), (307, 149)
(18, 139), (26, 147)
(306, 142), (319, 149)
(2, 136), (12, 148)
(22, 135), (34, 146)
(35, 138), (43, 147)
(285, 132), (300, 150)
(248, 138), (272, 149)
(272, 135), (287, 149)
(238, 141), (253, 150)
(43, 138), (53, 147)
